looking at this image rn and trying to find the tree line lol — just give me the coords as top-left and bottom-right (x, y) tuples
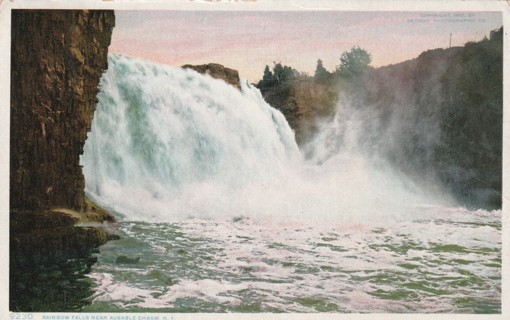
(257, 46), (372, 88)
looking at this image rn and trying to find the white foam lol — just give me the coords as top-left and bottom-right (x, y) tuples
(86, 207), (500, 312)
(82, 54), (454, 225)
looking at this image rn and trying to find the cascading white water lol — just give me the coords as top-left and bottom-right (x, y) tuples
(82, 54), (450, 223)
(80, 54), (500, 313)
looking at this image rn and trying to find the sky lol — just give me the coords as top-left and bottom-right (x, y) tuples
(110, 11), (502, 82)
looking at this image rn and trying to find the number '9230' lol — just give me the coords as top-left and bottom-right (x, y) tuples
(10, 313), (33, 320)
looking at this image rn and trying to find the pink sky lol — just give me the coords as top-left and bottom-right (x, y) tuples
(110, 11), (502, 82)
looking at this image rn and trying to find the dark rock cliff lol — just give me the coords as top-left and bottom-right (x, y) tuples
(357, 29), (503, 209)
(260, 77), (339, 144)
(182, 63), (242, 90)
(11, 10), (115, 211)
(259, 28), (503, 210)
(10, 10), (116, 311)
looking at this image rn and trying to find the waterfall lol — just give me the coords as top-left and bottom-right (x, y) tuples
(82, 54), (450, 224)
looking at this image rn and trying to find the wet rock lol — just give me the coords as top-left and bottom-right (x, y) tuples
(10, 10), (116, 312)
(107, 233), (121, 241)
(182, 63), (241, 90)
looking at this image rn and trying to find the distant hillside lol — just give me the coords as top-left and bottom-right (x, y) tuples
(259, 27), (503, 209)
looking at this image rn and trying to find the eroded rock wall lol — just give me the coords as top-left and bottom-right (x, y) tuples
(10, 10), (116, 311)
(260, 77), (339, 145)
(10, 10), (115, 211)
(259, 29), (502, 209)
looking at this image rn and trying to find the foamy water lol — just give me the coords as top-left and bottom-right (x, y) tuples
(80, 54), (500, 313)
(82, 54), (452, 225)
(83, 208), (500, 312)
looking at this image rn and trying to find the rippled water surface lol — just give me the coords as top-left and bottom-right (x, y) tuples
(83, 208), (500, 313)
(80, 56), (501, 313)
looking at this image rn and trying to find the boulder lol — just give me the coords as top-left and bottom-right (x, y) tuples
(182, 63), (241, 90)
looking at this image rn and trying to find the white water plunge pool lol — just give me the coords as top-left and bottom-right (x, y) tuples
(80, 54), (501, 313)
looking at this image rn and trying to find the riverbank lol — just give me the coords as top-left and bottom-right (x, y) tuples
(10, 198), (119, 311)
(11, 197), (117, 267)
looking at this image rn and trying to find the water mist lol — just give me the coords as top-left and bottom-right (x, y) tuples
(81, 54), (453, 224)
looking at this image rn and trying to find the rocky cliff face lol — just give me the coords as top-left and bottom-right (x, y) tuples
(182, 63), (241, 90)
(10, 10), (116, 311)
(11, 10), (115, 211)
(355, 30), (503, 209)
(259, 28), (502, 209)
(259, 77), (339, 145)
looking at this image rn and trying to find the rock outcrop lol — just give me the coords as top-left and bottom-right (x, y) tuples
(259, 77), (339, 144)
(10, 10), (116, 311)
(353, 29), (503, 209)
(182, 63), (242, 90)
(258, 28), (502, 209)
(11, 10), (115, 211)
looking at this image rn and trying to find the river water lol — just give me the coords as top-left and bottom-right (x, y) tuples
(82, 208), (500, 313)
(80, 54), (501, 313)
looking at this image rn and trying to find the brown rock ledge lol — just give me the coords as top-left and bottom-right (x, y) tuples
(182, 63), (242, 90)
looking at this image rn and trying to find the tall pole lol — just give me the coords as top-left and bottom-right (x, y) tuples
(449, 33), (452, 48)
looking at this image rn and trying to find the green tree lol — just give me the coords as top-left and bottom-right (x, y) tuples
(314, 59), (329, 79)
(257, 62), (298, 87)
(273, 62), (284, 84)
(272, 62), (297, 84)
(258, 65), (274, 87)
(336, 46), (372, 77)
